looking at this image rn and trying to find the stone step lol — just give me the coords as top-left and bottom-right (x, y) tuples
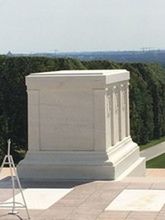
(123, 169), (165, 183)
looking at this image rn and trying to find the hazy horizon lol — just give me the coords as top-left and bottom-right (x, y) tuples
(0, 0), (165, 54)
(3, 48), (165, 55)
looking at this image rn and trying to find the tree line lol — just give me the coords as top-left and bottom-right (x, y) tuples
(0, 56), (164, 163)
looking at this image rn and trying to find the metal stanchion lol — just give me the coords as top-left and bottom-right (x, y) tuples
(0, 139), (30, 219)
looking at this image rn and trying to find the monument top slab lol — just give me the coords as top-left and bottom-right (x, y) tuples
(28, 69), (129, 77)
(26, 69), (130, 89)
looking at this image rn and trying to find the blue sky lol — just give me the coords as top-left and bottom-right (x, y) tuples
(0, 0), (164, 53)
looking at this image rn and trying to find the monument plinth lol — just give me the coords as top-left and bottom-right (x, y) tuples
(18, 70), (145, 180)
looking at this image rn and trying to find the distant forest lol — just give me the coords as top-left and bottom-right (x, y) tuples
(0, 56), (165, 163)
(58, 50), (165, 68)
(15, 50), (165, 67)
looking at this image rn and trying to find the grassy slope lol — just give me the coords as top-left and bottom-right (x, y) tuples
(146, 153), (165, 168)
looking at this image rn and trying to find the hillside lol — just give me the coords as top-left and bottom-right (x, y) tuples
(0, 56), (164, 163)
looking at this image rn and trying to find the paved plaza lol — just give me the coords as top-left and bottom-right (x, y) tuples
(0, 168), (165, 220)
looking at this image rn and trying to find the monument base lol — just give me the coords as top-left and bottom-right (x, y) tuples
(17, 137), (145, 181)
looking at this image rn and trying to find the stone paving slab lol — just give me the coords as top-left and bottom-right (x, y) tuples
(0, 169), (165, 220)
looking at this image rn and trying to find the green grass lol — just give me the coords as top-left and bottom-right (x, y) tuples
(140, 136), (165, 151)
(146, 153), (165, 168)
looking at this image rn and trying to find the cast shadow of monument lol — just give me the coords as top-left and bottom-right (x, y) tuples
(0, 176), (95, 189)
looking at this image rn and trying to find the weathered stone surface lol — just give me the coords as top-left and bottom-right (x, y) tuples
(17, 70), (145, 180)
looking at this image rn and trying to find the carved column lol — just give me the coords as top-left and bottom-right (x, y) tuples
(119, 82), (127, 140)
(126, 82), (130, 137)
(105, 88), (112, 149)
(111, 85), (120, 146)
(27, 90), (40, 151)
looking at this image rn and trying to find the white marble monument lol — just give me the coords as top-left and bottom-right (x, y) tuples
(17, 70), (145, 180)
